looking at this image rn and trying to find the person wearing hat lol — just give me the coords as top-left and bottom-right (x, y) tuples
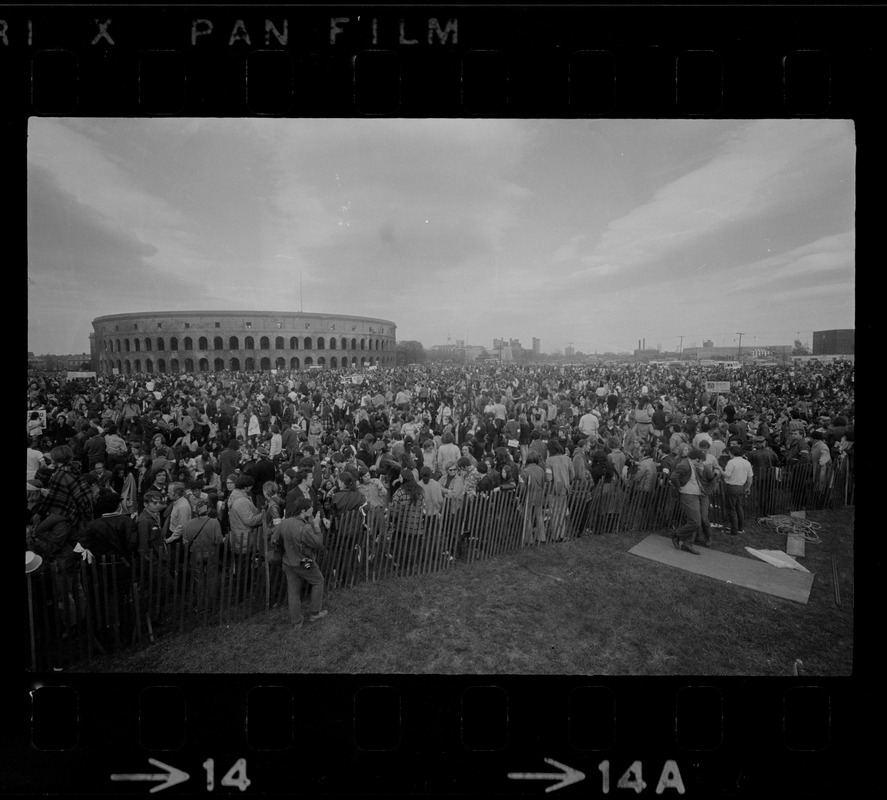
(25, 550), (43, 574)
(182, 496), (224, 614)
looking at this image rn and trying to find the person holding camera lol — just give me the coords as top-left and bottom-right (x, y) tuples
(274, 496), (327, 629)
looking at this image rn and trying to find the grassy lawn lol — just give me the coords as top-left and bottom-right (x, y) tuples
(70, 508), (853, 675)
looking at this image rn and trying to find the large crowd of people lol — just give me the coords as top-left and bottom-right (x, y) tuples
(26, 358), (854, 627)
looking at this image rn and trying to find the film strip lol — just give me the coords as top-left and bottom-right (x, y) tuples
(10, 3), (874, 799)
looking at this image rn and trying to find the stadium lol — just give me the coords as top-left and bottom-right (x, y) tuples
(91, 311), (397, 376)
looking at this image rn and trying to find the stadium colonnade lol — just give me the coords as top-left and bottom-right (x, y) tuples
(91, 310), (397, 376)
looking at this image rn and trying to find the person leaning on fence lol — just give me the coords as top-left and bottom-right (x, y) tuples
(518, 451), (547, 545)
(226, 474), (263, 555)
(629, 444), (658, 530)
(747, 436), (779, 516)
(809, 430), (833, 503)
(274, 496), (328, 629)
(358, 463), (389, 510)
(327, 469), (366, 583)
(136, 490), (166, 563)
(388, 468), (426, 566)
(77, 488), (139, 621)
(183, 497), (224, 614)
(783, 428), (812, 511)
(163, 482), (192, 549)
(544, 441), (574, 541)
(261, 480), (284, 560)
(29, 505), (85, 633)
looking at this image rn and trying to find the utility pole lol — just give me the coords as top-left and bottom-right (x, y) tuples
(736, 332), (744, 361)
(678, 336), (684, 357)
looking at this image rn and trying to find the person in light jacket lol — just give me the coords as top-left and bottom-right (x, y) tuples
(226, 474), (263, 555)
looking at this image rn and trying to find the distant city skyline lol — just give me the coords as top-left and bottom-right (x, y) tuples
(28, 119), (854, 356)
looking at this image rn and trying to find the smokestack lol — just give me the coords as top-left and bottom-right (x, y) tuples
(638, 340), (641, 350)
(643, 338), (645, 349)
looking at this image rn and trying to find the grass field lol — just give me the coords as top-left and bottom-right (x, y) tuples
(69, 508), (853, 675)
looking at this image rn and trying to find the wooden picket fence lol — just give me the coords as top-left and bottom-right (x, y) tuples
(25, 459), (854, 671)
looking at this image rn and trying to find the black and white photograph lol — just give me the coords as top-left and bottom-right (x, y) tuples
(26, 117), (855, 675)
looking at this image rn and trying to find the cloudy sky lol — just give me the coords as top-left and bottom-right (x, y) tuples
(28, 118), (854, 356)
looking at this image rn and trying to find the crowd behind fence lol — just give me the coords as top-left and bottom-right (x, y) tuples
(25, 461), (854, 671)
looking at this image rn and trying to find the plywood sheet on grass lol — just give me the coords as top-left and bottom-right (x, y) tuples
(628, 534), (815, 604)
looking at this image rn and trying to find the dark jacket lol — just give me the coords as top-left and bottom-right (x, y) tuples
(217, 447), (242, 482)
(79, 513), (138, 559)
(136, 508), (164, 555)
(32, 514), (79, 574)
(276, 516), (324, 568)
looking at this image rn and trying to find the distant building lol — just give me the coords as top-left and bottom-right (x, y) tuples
(564, 345), (575, 359)
(429, 343), (484, 362)
(93, 310), (396, 375)
(532, 337), (541, 354)
(681, 345), (792, 361)
(633, 348), (660, 361)
(703, 339), (714, 348)
(28, 352), (93, 371)
(812, 329), (854, 356)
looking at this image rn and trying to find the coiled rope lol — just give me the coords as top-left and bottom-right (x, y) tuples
(756, 515), (822, 544)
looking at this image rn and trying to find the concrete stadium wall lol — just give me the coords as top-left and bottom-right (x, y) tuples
(92, 310), (397, 375)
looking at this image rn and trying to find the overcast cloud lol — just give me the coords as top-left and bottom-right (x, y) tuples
(28, 118), (854, 356)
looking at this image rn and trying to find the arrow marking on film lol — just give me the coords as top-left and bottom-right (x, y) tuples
(110, 758), (190, 793)
(508, 757), (586, 793)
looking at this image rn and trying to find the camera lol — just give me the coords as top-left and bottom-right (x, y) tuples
(299, 557), (314, 570)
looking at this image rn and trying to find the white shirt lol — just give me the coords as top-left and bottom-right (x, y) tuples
(27, 448), (44, 481)
(578, 413), (599, 436)
(724, 456), (754, 486)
